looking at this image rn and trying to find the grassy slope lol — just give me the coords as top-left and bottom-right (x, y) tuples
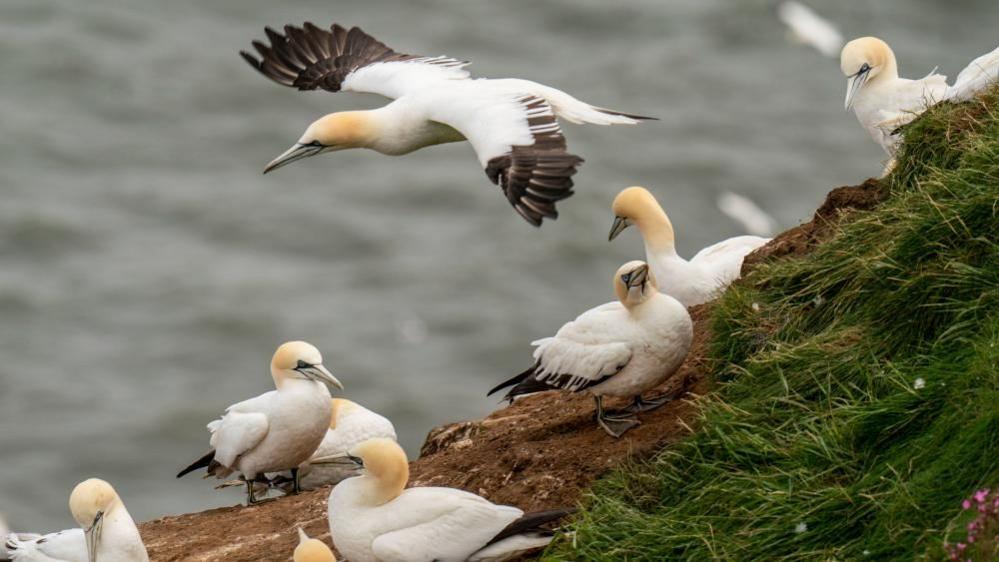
(545, 87), (999, 561)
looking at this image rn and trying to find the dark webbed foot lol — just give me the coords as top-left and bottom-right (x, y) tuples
(594, 395), (641, 438)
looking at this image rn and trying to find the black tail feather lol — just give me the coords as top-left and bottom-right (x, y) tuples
(487, 508), (576, 546)
(487, 365), (536, 397)
(177, 450), (216, 478)
(596, 107), (658, 121)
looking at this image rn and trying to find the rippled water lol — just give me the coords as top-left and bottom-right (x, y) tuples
(1, 0), (996, 531)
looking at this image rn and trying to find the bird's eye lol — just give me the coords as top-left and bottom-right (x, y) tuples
(348, 455), (363, 466)
(858, 63), (871, 75)
(296, 360), (309, 369)
(621, 273), (632, 284)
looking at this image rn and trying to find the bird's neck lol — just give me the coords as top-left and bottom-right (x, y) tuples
(355, 464), (408, 506)
(635, 209), (678, 257)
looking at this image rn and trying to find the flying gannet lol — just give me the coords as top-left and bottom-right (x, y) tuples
(841, 36), (999, 155)
(220, 397), (398, 498)
(776, 2), (843, 58)
(715, 191), (776, 238)
(177, 341), (343, 505)
(327, 438), (572, 562)
(5, 479), (148, 562)
(241, 22), (654, 227)
(609, 187), (769, 307)
(489, 261), (693, 437)
(294, 528), (337, 562)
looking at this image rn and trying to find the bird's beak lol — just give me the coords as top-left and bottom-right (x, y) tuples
(300, 364), (343, 390)
(626, 264), (649, 289)
(85, 511), (103, 562)
(844, 67), (872, 110)
(263, 143), (324, 174)
(608, 216), (630, 241)
(310, 453), (363, 468)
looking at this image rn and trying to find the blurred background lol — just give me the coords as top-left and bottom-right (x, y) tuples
(2, 0), (997, 530)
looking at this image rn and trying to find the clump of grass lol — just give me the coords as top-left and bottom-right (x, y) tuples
(544, 87), (999, 561)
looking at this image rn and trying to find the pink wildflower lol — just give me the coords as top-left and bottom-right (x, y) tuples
(963, 500), (972, 510)
(974, 489), (989, 503)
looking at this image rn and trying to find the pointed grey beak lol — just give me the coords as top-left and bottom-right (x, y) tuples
(625, 264), (649, 289)
(844, 66), (872, 110)
(85, 511), (103, 562)
(310, 453), (363, 468)
(608, 216), (630, 241)
(263, 143), (324, 174)
(299, 363), (344, 391)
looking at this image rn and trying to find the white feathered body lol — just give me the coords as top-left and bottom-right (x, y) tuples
(329, 483), (546, 562)
(532, 292), (692, 399)
(5, 506), (147, 562)
(646, 235), (769, 307)
(208, 379), (332, 479)
(850, 74), (947, 155)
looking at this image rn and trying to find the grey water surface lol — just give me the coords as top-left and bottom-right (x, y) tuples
(1, 0), (996, 530)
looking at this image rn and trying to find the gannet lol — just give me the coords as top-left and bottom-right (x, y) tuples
(841, 37), (999, 155)
(609, 187), (770, 307)
(294, 528), (336, 562)
(327, 438), (572, 562)
(222, 397), (398, 497)
(776, 2), (843, 58)
(5, 479), (148, 562)
(177, 341), (343, 505)
(241, 22), (654, 227)
(716, 191), (776, 237)
(489, 261), (692, 437)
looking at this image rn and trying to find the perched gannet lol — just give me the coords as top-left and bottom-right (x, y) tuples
(328, 438), (572, 562)
(5, 479), (148, 562)
(223, 397), (398, 497)
(841, 37), (999, 155)
(777, 1), (843, 58)
(489, 261), (692, 437)
(609, 187), (769, 307)
(241, 23), (653, 227)
(177, 341), (343, 504)
(294, 528), (336, 562)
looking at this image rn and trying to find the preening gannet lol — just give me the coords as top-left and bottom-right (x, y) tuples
(5, 479), (148, 562)
(841, 37), (999, 155)
(776, 2), (843, 58)
(327, 438), (572, 562)
(488, 261), (693, 438)
(294, 528), (336, 562)
(177, 341), (343, 505)
(609, 187), (769, 307)
(241, 22), (654, 227)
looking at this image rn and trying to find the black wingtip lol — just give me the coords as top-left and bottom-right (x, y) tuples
(177, 450), (215, 479)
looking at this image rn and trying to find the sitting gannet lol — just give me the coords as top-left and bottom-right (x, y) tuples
(842, 37), (999, 155)
(609, 187), (769, 307)
(294, 528), (336, 562)
(489, 261), (692, 437)
(5, 479), (148, 562)
(177, 341), (343, 505)
(328, 438), (572, 562)
(241, 23), (653, 227)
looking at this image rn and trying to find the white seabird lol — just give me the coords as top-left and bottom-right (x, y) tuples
(609, 187), (770, 307)
(294, 528), (336, 562)
(327, 438), (572, 562)
(241, 22), (654, 227)
(489, 260), (693, 438)
(716, 191), (777, 238)
(777, 1), (843, 58)
(176, 340), (343, 504)
(841, 36), (999, 155)
(5, 479), (148, 562)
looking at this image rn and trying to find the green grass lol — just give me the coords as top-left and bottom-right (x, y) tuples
(544, 87), (999, 561)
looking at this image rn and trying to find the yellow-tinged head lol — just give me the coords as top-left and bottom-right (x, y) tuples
(349, 438), (409, 505)
(270, 341), (343, 391)
(69, 478), (121, 562)
(613, 260), (658, 307)
(294, 528), (336, 562)
(608, 186), (675, 251)
(840, 37), (898, 109)
(263, 111), (377, 174)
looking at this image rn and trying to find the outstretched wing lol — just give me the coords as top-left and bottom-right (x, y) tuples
(429, 93), (583, 226)
(241, 23), (470, 99)
(948, 46), (999, 102)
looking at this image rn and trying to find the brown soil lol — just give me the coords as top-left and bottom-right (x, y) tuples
(138, 179), (886, 561)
